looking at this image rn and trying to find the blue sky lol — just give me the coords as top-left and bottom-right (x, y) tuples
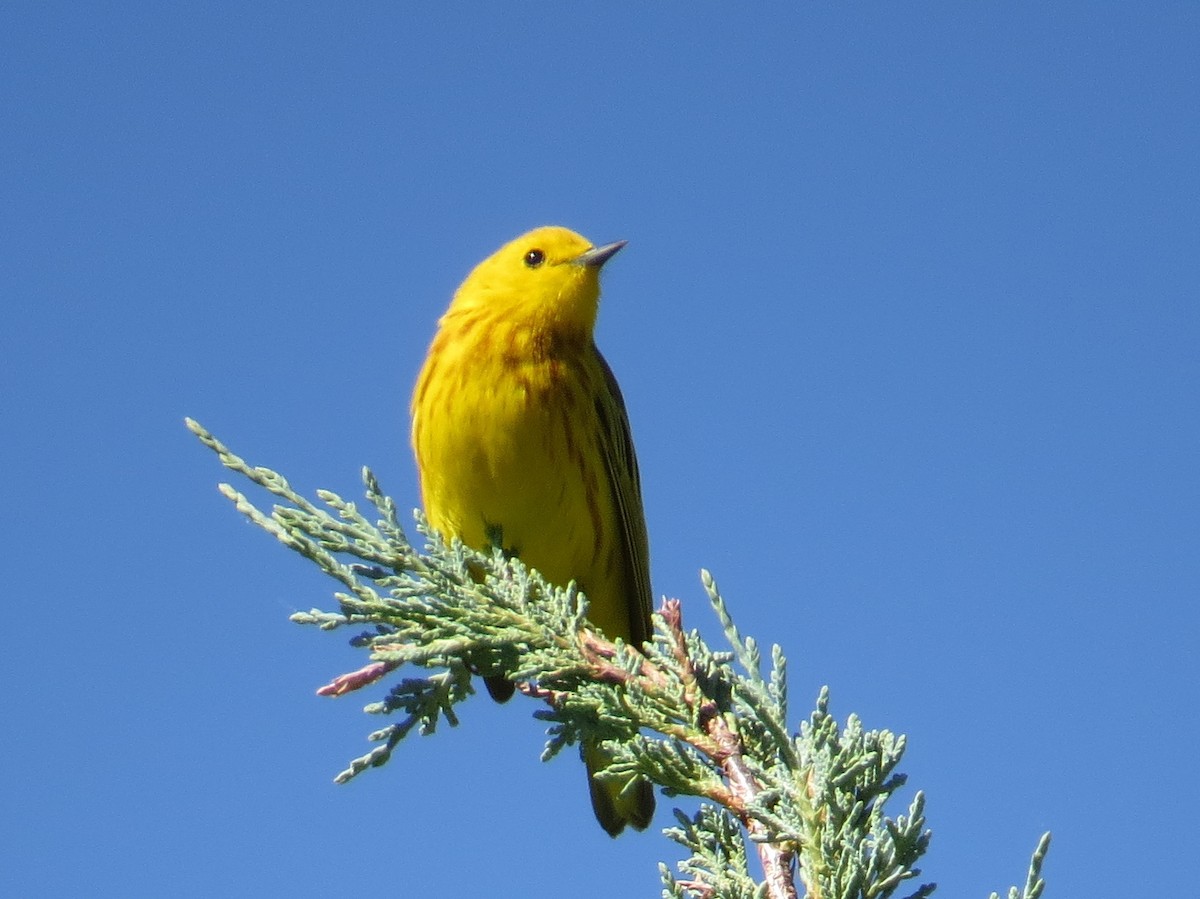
(3, 3), (1196, 896)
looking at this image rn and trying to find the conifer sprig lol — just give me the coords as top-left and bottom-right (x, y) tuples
(186, 418), (1050, 899)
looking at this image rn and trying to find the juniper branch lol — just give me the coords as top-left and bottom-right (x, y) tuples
(186, 418), (1050, 899)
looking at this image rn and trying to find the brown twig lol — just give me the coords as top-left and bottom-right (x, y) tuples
(561, 600), (801, 899)
(660, 599), (800, 899)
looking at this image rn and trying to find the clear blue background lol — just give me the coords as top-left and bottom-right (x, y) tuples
(3, 3), (1196, 896)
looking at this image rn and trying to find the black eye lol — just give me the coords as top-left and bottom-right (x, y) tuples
(524, 248), (545, 268)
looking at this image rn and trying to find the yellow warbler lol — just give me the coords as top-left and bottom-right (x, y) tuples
(411, 225), (655, 836)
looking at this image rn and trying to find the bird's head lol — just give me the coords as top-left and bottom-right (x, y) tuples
(448, 226), (626, 337)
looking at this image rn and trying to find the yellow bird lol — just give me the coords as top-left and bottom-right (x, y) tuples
(411, 226), (655, 835)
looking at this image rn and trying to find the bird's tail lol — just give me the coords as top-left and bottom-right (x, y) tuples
(482, 674), (516, 703)
(583, 740), (655, 837)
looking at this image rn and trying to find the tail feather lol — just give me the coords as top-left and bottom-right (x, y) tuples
(584, 741), (655, 837)
(483, 674), (515, 703)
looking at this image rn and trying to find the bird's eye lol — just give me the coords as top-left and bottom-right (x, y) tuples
(524, 248), (545, 268)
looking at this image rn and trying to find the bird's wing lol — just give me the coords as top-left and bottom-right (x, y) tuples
(593, 345), (655, 648)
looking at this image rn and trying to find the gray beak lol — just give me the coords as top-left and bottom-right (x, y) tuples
(574, 240), (627, 268)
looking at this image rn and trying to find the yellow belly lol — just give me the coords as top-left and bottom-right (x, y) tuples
(413, 348), (632, 641)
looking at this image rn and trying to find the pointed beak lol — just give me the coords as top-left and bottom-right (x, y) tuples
(573, 240), (627, 268)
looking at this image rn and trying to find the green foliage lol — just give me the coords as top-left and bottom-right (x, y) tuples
(988, 833), (1051, 899)
(187, 418), (1050, 899)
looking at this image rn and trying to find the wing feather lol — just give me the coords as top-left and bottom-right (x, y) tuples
(592, 345), (654, 648)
